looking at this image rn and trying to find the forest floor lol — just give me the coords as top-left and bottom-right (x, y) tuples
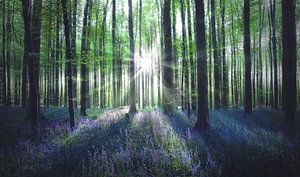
(0, 106), (299, 177)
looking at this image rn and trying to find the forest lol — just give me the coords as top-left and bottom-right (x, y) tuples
(0, 0), (299, 176)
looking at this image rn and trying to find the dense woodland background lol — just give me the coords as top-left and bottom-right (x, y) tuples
(0, 0), (300, 176)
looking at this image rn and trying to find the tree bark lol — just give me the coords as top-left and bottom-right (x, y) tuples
(21, 0), (42, 135)
(221, 0), (228, 108)
(55, 0), (61, 106)
(195, 0), (208, 131)
(112, 0), (116, 107)
(211, 0), (220, 109)
(162, 0), (174, 114)
(243, 0), (252, 115)
(180, 0), (190, 115)
(1, 0), (6, 105)
(258, 0), (265, 106)
(270, 0), (278, 109)
(61, 0), (75, 129)
(100, 0), (108, 108)
(187, 0), (196, 110)
(128, 0), (137, 115)
(172, 0), (179, 106)
(72, 0), (78, 109)
(80, 0), (91, 116)
(282, 0), (297, 126)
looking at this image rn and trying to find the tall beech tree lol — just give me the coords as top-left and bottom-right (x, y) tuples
(195, 0), (208, 131)
(80, 0), (91, 116)
(128, 0), (137, 115)
(243, 0), (252, 115)
(61, 0), (75, 129)
(171, 0), (178, 105)
(221, 0), (228, 108)
(21, 0), (42, 135)
(187, 0), (196, 110)
(282, 0), (297, 126)
(100, 0), (109, 108)
(72, 0), (78, 108)
(162, 0), (174, 114)
(180, 0), (190, 115)
(210, 0), (220, 109)
(112, 0), (116, 106)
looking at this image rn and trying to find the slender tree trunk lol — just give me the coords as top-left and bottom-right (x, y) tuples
(6, 1), (11, 106)
(172, 0), (179, 106)
(208, 0), (213, 108)
(211, 0), (220, 109)
(195, 0), (208, 131)
(128, 0), (137, 115)
(80, 0), (91, 116)
(252, 37), (256, 108)
(55, 0), (61, 106)
(221, 0), (228, 108)
(100, 0), (108, 108)
(258, 0), (265, 106)
(46, 0), (53, 107)
(180, 0), (190, 116)
(71, 0), (78, 109)
(243, 0), (252, 115)
(268, 11), (274, 108)
(1, 0), (6, 105)
(162, 0), (174, 114)
(187, 0), (195, 110)
(156, 0), (162, 107)
(112, 0), (116, 107)
(180, 0), (184, 111)
(282, 0), (297, 127)
(21, 0), (42, 135)
(139, 0), (145, 108)
(265, 49), (269, 106)
(61, 0), (75, 129)
(21, 0), (29, 108)
(270, 0), (278, 109)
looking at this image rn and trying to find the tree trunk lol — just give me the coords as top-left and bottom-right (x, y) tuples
(180, 0), (190, 115)
(61, 0), (75, 129)
(195, 0), (208, 131)
(128, 0), (137, 115)
(100, 0), (108, 108)
(258, 0), (265, 106)
(221, 0), (228, 108)
(267, 10), (273, 108)
(187, 0), (195, 110)
(172, 0), (179, 106)
(112, 0), (116, 107)
(21, 0), (42, 135)
(162, 0), (174, 114)
(80, 0), (91, 116)
(208, 0), (213, 108)
(55, 0), (60, 106)
(243, 0), (252, 115)
(1, 0), (6, 105)
(71, 0), (78, 109)
(282, 0), (297, 126)
(270, 0), (278, 109)
(21, 0), (29, 108)
(6, 1), (11, 106)
(211, 0), (220, 109)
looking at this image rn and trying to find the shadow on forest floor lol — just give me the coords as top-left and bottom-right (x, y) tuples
(166, 108), (300, 177)
(0, 106), (299, 177)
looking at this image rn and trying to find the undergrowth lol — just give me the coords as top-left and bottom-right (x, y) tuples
(0, 107), (299, 177)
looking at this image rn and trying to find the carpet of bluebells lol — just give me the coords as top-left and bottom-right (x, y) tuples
(0, 106), (299, 177)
